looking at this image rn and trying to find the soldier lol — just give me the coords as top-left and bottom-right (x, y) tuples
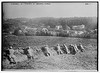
(68, 44), (76, 55)
(3, 46), (16, 64)
(56, 44), (63, 55)
(27, 46), (34, 59)
(23, 46), (34, 60)
(63, 44), (70, 54)
(74, 44), (79, 52)
(41, 45), (50, 57)
(45, 45), (50, 56)
(77, 43), (85, 52)
(9, 46), (16, 64)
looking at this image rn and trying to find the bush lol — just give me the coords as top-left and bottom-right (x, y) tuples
(13, 28), (25, 36)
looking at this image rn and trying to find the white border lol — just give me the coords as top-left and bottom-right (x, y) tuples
(0, 0), (99, 73)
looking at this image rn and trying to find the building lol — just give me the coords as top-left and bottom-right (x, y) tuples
(72, 24), (85, 30)
(42, 28), (48, 32)
(55, 25), (62, 30)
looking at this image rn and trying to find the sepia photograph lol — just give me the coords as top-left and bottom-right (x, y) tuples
(2, 1), (98, 71)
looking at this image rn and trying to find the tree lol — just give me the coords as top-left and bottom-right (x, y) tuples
(58, 18), (67, 30)
(13, 28), (25, 36)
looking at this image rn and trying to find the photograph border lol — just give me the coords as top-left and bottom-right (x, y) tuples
(1, 1), (99, 71)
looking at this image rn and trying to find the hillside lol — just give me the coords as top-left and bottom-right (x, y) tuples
(3, 17), (97, 33)
(2, 36), (97, 71)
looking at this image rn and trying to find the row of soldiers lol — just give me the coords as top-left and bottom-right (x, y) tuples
(41, 43), (85, 57)
(3, 43), (85, 65)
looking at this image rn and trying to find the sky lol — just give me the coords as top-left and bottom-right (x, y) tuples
(3, 2), (97, 18)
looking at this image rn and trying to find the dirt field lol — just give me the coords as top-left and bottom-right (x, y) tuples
(2, 36), (97, 71)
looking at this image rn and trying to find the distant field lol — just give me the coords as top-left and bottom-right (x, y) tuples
(3, 36), (97, 71)
(6, 36), (97, 47)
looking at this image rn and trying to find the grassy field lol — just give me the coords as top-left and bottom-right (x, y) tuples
(2, 36), (97, 71)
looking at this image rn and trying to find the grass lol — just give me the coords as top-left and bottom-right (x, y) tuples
(2, 35), (97, 71)
(6, 35), (97, 47)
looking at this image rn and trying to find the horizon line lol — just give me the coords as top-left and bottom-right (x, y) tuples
(4, 16), (97, 19)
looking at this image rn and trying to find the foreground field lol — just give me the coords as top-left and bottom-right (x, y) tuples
(2, 36), (97, 71)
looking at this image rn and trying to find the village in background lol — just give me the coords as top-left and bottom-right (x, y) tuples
(3, 17), (97, 39)
(2, 17), (98, 70)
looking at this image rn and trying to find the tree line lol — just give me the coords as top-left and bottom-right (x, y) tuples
(3, 17), (97, 39)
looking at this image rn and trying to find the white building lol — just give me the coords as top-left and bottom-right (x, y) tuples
(72, 24), (85, 30)
(42, 28), (48, 32)
(55, 25), (62, 30)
